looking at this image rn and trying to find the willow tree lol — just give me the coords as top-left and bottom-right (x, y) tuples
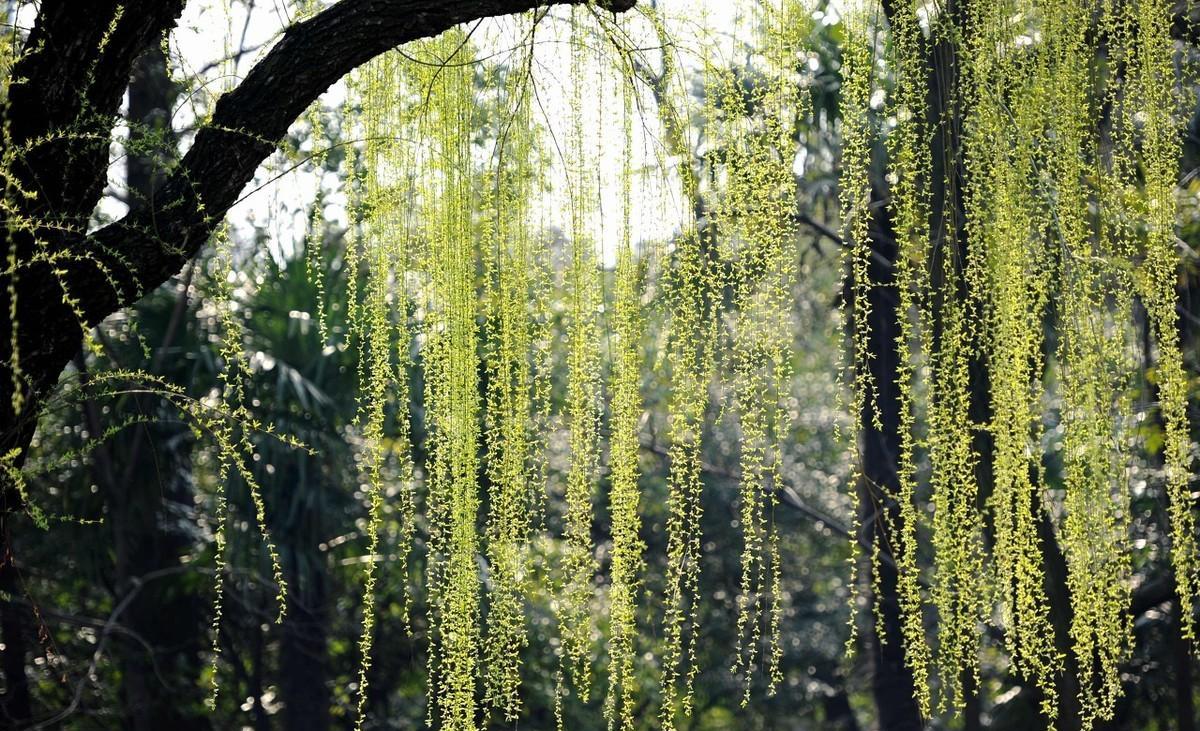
(0, 1), (630, 726)
(2, 0), (1199, 729)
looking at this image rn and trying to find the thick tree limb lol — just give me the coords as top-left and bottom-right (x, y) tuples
(6, 1), (188, 220)
(1, 1), (188, 479)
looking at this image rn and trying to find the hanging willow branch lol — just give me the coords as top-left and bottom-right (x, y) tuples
(0, 0), (637, 489)
(853, 1), (1198, 727)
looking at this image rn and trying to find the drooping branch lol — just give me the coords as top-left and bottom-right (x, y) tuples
(0, 0), (634, 475)
(87, 0), (634, 327)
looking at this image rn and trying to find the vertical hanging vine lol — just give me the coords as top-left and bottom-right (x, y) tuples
(411, 31), (484, 731)
(709, 0), (804, 702)
(1042, 0), (1135, 724)
(1134, 0), (1198, 648)
(959, 0), (1061, 717)
(648, 7), (720, 725)
(604, 38), (645, 730)
(883, 0), (935, 714)
(556, 7), (602, 710)
(922, 1), (991, 717)
(837, 0), (879, 662)
(349, 47), (420, 727)
(298, 0), (331, 343)
(480, 23), (541, 721)
(206, 2), (287, 707)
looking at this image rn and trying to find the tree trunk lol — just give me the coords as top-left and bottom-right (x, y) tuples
(279, 556), (331, 731)
(857, 180), (923, 730)
(0, 520), (30, 728)
(1175, 596), (1196, 731)
(822, 683), (863, 731)
(81, 45), (211, 731)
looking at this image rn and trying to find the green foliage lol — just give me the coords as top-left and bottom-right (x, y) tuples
(479, 36), (544, 723)
(558, 10), (603, 710)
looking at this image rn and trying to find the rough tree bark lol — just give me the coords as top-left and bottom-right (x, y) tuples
(0, 0), (635, 507)
(0, 515), (31, 727)
(279, 544), (332, 731)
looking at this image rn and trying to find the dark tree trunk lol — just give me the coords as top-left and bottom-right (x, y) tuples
(104, 439), (210, 731)
(847, 14), (926, 728)
(0, 0), (189, 499)
(76, 352), (209, 730)
(1036, 510), (1083, 731)
(272, 449), (334, 729)
(0, 521), (30, 728)
(250, 623), (269, 731)
(856, 175), (923, 730)
(822, 684), (863, 731)
(279, 559), (331, 731)
(128, 45), (177, 203)
(1175, 596), (1197, 731)
(72, 45), (213, 731)
(962, 670), (982, 731)
(858, 277), (924, 731)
